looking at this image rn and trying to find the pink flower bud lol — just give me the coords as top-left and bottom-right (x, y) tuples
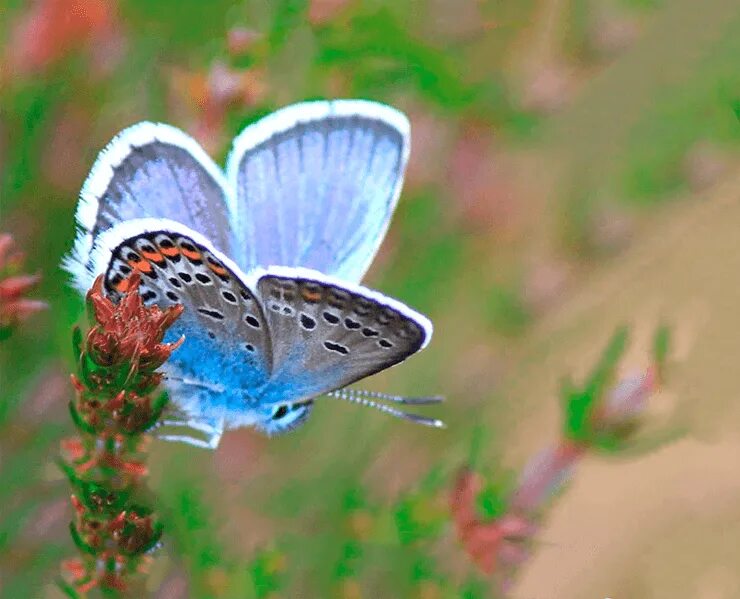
(597, 370), (654, 426)
(511, 441), (583, 513)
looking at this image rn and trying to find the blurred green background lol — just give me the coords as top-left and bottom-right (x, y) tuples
(1, 0), (739, 597)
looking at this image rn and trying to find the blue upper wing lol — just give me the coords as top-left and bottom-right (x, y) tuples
(226, 100), (410, 282)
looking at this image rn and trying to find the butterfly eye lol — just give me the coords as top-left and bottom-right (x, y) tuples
(258, 401), (314, 436)
(272, 405), (289, 420)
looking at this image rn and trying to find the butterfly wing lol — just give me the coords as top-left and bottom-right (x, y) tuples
(66, 123), (237, 293)
(93, 224), (432, 441)
(254, 266), (432, 406)
(98, 219), (272, 446)
(226, 100), (410, 282)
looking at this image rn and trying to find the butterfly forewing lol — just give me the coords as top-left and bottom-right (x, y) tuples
(255, 268), (429, 405)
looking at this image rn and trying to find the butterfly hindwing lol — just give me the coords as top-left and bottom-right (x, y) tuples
(101, 220), (273, 435)
(227, 100), (410, 282)
(67, 123), (237, 292)
(254, 266), (431, 405)
(96, 222), (433, 411)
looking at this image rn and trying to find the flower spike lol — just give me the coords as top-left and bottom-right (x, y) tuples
(61, 274), (182, 595)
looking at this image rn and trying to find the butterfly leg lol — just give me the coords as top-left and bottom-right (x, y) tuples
(156, 433), (222, 449)
(155, 415), (225, 450)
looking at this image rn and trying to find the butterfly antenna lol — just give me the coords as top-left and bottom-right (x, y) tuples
(327, 389), (445, 428)
(343, 388), (444, 405)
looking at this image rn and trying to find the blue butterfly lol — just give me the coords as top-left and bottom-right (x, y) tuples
(64, 100), (442, 448)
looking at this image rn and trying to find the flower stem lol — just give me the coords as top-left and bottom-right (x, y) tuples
(60, 274), (182, 597)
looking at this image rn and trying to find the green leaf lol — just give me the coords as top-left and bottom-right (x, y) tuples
(418, 466), (447, 495)
(485, 284), (531, 337)
(72, 326), (83, 361)
(150, 390), (170, 415)
(250, 548), (286, 597)
(590, 429), (630, 453)
(58, 459), (83, 486)
(467, 426), (487, 470)
(475, 474), (513, 522)
(458, 577), (490, 599)
(653, 324), (671, 376)
(601, 424), (688, 458)
(80, 481), (129, 515)
(334, 541), (362, 580)
(584, 326), (629, 400)
(393, 494), (446, 546)
(559, 376), (578, 411)
(268, 0), (308, 50)
(57, 579), (83, 599)
(563, 327), (629, 443)
(315, 9), (477, 109)
(411, 555), (443, 584)
(342, 487), (368, 513)
(69, 521), (97, 555)
(79, 352), (100, 389)
(67, 401), (96, 435)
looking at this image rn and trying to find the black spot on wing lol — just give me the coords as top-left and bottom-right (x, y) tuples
(300, 313), (316, 330)
(324, 341), (349, 355)
(198, 308), (224, 320)
(344, 317), (361, 330)
(245, 314), (261, 328)
(323, 311), (340, 325)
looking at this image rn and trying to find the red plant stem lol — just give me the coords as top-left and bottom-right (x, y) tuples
(451, 469), (536, 575)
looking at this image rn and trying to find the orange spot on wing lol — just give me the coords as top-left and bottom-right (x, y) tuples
(208, 262), (227, 276)
(159, 246), (180, 257)
(128, 258), (153, 274)
(142, 249), (165, 264)
(115, 277), (131, 293)
(302, 289), (322, 303)
(181, 247), (201, 261)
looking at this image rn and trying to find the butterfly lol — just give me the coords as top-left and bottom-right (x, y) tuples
(64, 99), (443, 448)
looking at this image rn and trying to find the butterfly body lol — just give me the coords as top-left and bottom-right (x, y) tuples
(65, 100), (439, 448)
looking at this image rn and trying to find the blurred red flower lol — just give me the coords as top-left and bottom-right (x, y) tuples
(0, 233), (46, 332)
(226, 27), (262, 57)
(450, 468), (534, 577)
(6, 0), (121, 75)
(308, 0), (351, 25)
(169, 62), (268, 154)
(447, 122), (519, 234)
